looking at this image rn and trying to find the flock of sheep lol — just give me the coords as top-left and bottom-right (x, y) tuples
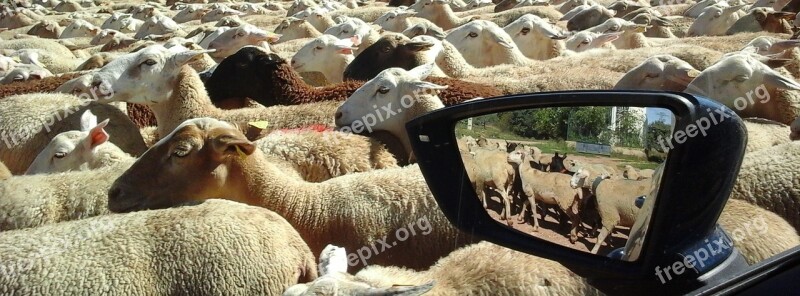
(456, 134), (659, 255)
(0, 0), (800, 293)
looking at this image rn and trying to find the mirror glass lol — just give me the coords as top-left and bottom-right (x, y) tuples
(456, 106), (675, 260)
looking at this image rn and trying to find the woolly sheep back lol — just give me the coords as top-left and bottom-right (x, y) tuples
(743, 118), (792, 153)
(730, 141), (800, 231)
(0, 199), (318, 295)
(718, 199), (800, 265)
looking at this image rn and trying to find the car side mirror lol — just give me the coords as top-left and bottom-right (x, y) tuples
(405, 90), (750, 295)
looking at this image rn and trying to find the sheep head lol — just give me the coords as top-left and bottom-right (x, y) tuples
(108, 118), (256, 213)
(343, 33), (434, 81)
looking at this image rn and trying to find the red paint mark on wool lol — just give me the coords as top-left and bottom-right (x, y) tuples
(273, 124), (333, 134)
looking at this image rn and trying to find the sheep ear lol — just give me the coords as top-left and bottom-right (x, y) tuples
(412, 81), (449, 94)
(763, 58), (793, 69)
(318, 244), (348, 276)
(408, 63), (435, 80)
(83, 118), (110, 151)
(763, 71), (800, 90)
(80, 110), (98, 132)
(211, 132), (256, 160)
(169, 49), (213, 67)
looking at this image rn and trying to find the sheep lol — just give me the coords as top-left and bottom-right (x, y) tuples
(107, 117), (479, 271)
(204, 46), (503, 109)
(743, 117), (793, 153)
(717, 198), (800, 265)
(621, 165), (653, 180)
(564, 31), (621, 52)
(285, 242), (604, 296)
(274, 17), (323, 42)
(293, 7), (337, 33)
(207, 24), (281, 60)
(684, 53), (800, 125)
(0, 158), (135, 230)
(0, 199), (318, 295)
(101, 12), (143, 34)
(566, 4), (617, 31)
(343, 32), (437, 80)
(402, 21), (447, 39)
(0, 92), (148, 174)
(25, 110), (133, 174)
(627, 12), (676, 38)
(255, 127), (400, 182)
(203, 5), (247, 23)
(172, 4), (211, 23)
(374, 9), (437, 33)
(1, 48), (82, 74)
(59, 19), (100, 39)
(53, 0), (82, 12)
(503, 13), (568, 60)
(26, 19), (62, 39)
(133, 15), (185, 39)
(90, 44), (341, 139)
(506, 149), (585, 243)
(743, 36), (800, 78)
(336, 63), (448, 162)
(0, 10), (35, 29)
(292, 34), (358, 83)
(792, 116), (800, 140)
(323, 17), (383, 56)
(729, 141), (800, 231)
(0, 38), (75, 63)
(726, 7), (795, 35)
(585, 17), (649, 49)
(686, 4), (748, 36)
(0, 63), (52, 85)
(412, 0), (563, 30)
(614, 54), (701, 91)
(330, 6), (398, 23)
(89, 29), (125, 45)
(569, 167), (651, 253)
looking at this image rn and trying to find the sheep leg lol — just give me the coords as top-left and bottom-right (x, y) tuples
(517, 200), (529, 223)
(591, 227), (613, 254)
(527, 194), (540, 232)
(496, 187), (513, 226)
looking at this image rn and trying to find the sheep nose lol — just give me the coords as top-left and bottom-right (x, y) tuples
(335, 111), (343, 119)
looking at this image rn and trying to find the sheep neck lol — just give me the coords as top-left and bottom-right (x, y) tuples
(437, 40), (477, 78)
(150, 65), (224, 138)
(434, 4), (469, 30)
(323, 54), (353, 83)
(303, 25), (323, 38)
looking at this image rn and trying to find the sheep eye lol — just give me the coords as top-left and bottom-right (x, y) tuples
(315, 46), (323, 50)
(376, 86), (390, 94)
(342, 30), (349, 34)
(467, 32), (478, 37)
(733, 75), (749, 82)
(12, 75), (24, 81)
(520, 27), (530, 34)
(581, 40), (589, 44)
(237, 31), (245, 37)
(54, 152), (66, 159)
(173, 145), (191, 157)
(388, 16), (394, 19)
(143, 59), (157, 66)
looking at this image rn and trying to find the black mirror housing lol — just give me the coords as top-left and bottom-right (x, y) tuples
(405, 90), (749, 295)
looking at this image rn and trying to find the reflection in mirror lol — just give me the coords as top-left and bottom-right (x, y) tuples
(456, 106), (675, 260)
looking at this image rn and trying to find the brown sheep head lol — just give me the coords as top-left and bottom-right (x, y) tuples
(343, 33), (434, 81)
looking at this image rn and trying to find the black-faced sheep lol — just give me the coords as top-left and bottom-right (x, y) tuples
(204, 46), (503, 109)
